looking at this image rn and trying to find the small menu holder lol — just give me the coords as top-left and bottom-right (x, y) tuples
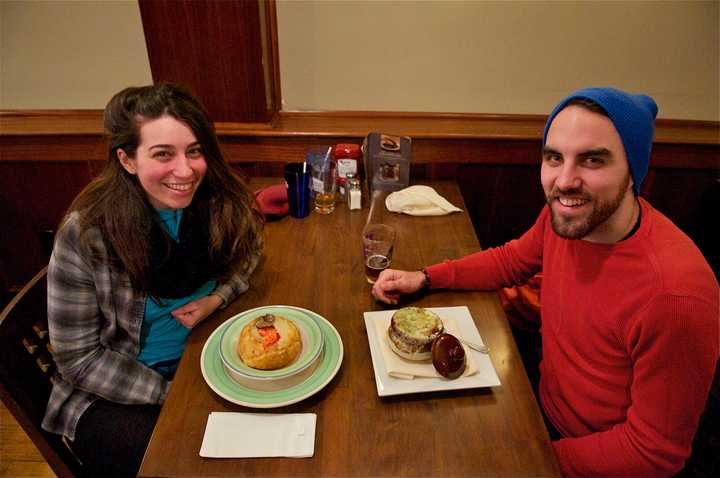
(363, 132), (411, 195)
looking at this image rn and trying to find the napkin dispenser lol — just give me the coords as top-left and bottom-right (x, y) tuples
(362, 132), (411, 193)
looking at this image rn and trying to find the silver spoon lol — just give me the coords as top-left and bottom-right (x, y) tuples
(457, 337), (489, 354)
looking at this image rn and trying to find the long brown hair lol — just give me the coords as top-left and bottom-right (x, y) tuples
(63, 83), (262, 291)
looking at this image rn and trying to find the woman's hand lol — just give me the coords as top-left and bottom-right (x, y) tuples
(371, 269), (426, 305)
(171, 294), (223, 329)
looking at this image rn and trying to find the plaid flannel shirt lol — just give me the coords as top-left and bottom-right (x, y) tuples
(42, 213), (261, 440)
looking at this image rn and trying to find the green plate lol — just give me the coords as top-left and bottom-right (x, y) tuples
(201, 305), (343, 408)
(219, 306), (323, 379)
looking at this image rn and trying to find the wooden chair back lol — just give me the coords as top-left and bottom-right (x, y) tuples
(0, 266), (86, 477)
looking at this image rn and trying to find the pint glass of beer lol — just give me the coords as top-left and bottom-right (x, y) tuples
(362, 223), (396, 284)
(307, 146), (336, 214)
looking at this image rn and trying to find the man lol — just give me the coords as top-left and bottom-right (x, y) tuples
(372, 87), (719, 477)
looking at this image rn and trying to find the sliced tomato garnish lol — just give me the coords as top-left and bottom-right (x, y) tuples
(258, 326), (280, 348)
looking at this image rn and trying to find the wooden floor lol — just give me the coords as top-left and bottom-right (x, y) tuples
(0, 402), (55, 478)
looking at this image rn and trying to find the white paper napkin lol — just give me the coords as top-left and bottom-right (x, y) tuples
(199, 412), (316, 458)
(372, 316), (477, 380)
(385, 185), (463, 216)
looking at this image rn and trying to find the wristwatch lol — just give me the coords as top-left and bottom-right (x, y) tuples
(421, 269), (431, 290)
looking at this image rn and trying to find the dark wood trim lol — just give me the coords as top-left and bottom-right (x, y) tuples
(138, 0), (275, 123)
(0, 110), (104, 136)
(2, 109), (719, 146)
(264, 0), (282, 115)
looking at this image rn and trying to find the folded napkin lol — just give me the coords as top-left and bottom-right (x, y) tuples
(372, 316), (477, 380)
(254, 183), (289, 219)
(385, 185), (462, 216)
(200, 412), (316, 458)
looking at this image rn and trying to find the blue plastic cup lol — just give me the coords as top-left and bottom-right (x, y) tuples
(284, 162), (311, 218)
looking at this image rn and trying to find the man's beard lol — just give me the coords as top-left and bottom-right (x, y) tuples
(547, 174), (630, 240)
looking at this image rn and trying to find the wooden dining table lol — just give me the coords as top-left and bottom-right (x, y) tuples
(138, 178), (561, 477)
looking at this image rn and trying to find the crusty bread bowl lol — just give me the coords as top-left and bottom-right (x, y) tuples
(238, 314), (302, 370)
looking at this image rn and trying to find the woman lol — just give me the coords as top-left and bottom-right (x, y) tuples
(42, 83), (263, 477)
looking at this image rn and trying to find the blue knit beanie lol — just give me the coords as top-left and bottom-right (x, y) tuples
(542, 87), (658, 195)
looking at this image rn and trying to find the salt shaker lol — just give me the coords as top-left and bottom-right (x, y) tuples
(346, 173), (361, 210)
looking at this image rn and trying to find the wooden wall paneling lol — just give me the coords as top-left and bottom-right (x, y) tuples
(3, 111), (719, 146)
(456, 164), (496, 250)
(649, 143), (720, 170)
(0, 191), (46, 297)
(0, 161), (96, 231)
(229, 161), (285, 181)
(694, 178), (720, 278)
(0, 160), (97, 291)
(457, 164), (546, 250)
(262, 0), (282, 115)
(411, 138), (542, 166)
(422, 161), (459, 179)
(0, 135), (105, 162)
(0, 112), (717, 291)
(223, 137), (544, 167)
(486, 165), (546, 248)
(642, 168), (719, 259)
(89, 158), (106, 178)
(220, 136), (359, 164)
(138, 0), (275, 123)
(643, 142), (719, 277)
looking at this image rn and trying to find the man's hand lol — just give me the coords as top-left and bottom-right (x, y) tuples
(371, 269), (426, 305)
(171, 294), (223, 329)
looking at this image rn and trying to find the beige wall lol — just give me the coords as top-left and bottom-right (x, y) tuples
(277, 0), (719, 120)
(0, 0), (152, 109)
(2, 0), (718, 121)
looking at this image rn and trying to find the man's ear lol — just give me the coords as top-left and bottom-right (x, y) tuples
(117, 149), (136, 174)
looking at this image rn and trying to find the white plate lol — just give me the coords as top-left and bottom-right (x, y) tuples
(363, 306), (501, 397)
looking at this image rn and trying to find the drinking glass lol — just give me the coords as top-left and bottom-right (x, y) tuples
(283, 162), (311, 218)
(307, 146), (336, 214)
(362, 223), (396, 284)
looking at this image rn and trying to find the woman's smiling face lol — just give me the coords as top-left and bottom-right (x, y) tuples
(118, 114), (207, 210)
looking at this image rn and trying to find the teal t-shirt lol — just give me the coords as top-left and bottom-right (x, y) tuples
(137, 208), (217, 376)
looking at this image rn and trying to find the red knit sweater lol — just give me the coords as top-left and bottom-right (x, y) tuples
(426, 198), (719, 476)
